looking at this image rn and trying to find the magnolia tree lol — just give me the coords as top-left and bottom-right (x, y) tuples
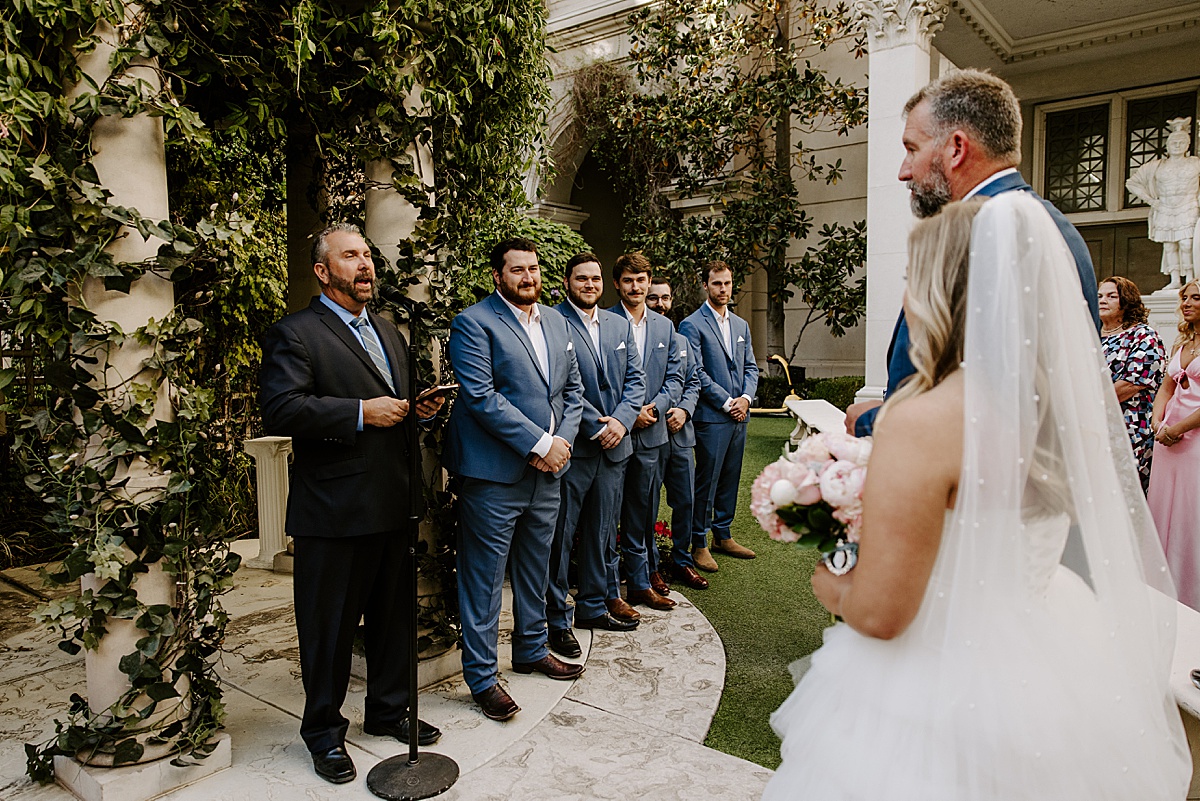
(577, 0), (868, 368)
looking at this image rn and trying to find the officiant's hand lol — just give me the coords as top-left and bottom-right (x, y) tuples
(363, 397), (409, 427)
(811, 563), (852, 618)
(415, 393), (446, 420)
(845, 400), (883, 435)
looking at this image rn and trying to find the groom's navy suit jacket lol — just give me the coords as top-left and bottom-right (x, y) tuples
(856, 172), (1101, 437)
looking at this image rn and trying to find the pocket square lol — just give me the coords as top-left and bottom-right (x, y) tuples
(616, 341), (626, 350)
(737, 335), (745, 343)
(566, 341), (574, 351)
(657, 342), (666, 348)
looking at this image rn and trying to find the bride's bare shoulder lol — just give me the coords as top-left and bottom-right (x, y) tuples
(873, 373), (963, 471)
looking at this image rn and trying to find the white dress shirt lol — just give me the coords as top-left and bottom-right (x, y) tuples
(624, 303), (647, 368)
(568, 299), (602, 355)
(498, 293), (556, 457)
(706, 300), (752, 412)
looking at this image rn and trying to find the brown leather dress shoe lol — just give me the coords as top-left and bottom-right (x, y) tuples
(648, 571), (671, 596)
(512, 653), (585, 680)
(712, 537), (756, 559)
(606, 596), (641, 621)
(626, 587), (677, 610)
(693, 546), (719, 573)
(472, 683), (520, 721)
(666, 562), (710, 590)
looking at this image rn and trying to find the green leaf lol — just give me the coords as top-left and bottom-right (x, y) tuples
(111, 738), (144, 766)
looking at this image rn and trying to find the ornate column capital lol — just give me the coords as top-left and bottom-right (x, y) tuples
(852, 0), (949, 50)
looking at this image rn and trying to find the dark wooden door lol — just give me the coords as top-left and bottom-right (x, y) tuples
(1077, 221), (1169, 294)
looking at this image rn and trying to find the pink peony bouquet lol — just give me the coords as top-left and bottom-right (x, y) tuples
(751, 431), (870, 558)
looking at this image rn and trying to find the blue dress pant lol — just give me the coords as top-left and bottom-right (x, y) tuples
(293, 531), (411, 753)
(611, 441), (669, 593)
(692, 420), (748, 543)
(662, 440), (703, 567)
(455, 468), (559, 694)
(548, 453), (628, 628)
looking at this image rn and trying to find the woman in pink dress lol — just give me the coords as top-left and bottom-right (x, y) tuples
(1148, 280), (1200, 610)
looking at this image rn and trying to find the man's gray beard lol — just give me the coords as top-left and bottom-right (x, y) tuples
(909, 182), (952, 219)
(908, 163), (953, 219)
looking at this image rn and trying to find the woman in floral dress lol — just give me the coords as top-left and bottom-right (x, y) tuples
(1098, 276), (1164, 492)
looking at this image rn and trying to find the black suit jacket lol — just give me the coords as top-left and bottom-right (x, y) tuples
(259, 296), (412, 538)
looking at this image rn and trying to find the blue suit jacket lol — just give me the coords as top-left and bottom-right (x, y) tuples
(443, 293), (583, 483)
(555, 302), (646, 463)
(855, 173), (1101, 436)
(670, 332), (702, 449)
(679, 303), (760, 425)
(609, 304), (684, 449)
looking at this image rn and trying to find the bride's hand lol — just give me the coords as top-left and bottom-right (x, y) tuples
(811, 563), (852, 618)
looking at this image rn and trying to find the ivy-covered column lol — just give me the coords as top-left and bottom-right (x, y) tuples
(67, 15), (190, 767)
(852, 0), (948, 404)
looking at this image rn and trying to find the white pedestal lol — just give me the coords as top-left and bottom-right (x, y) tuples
(1146, 289), (1182, 344)
(242, 437), (292, 571)
(54, 733), (231, 801)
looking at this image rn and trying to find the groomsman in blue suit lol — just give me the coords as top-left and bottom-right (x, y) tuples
(646, 279), (710, 590)
(608, 254), (684, 610)
(546, 253), (646, 658)
(443, 238), (585, 722)
(846, 69), (1099, 438)
(680, 261), (760, 569)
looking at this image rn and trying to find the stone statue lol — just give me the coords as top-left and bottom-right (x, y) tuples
(1126, 117), (1200, 288)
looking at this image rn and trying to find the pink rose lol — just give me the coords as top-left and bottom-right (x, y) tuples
(819, 461), (866, 508)
(788, 434), (832, 468)
(825, 432), (873, 466)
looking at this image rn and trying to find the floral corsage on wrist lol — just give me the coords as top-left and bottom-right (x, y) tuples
(751, 431), (870, 576)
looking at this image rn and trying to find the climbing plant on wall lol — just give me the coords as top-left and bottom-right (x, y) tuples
(289, 0), (553, 654)
(575, 0), (869, 365)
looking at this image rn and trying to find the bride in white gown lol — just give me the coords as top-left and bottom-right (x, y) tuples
(765, 194), (1192, 800)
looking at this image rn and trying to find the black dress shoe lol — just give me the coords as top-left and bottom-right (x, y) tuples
(472, 683), (520, 721)
(363, 717), (442, 746)
(512, 653), (585, 680)
(548, 628), (582, 658)
(575, 612), (639, 631)
(312, 745), (356, 784)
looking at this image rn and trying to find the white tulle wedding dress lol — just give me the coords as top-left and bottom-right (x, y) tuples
(765, 194), (1192, 801)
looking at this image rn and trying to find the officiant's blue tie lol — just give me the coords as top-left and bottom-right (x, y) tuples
(351, 316), (396, 393)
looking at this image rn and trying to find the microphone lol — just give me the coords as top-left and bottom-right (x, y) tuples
(377, 284), (412, 307)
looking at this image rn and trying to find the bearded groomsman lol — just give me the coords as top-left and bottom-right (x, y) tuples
(680, 261), (760, 571)
(444, 238), (585, 723)
(608, 254), (684, 609)
(546, 253), (646, 658)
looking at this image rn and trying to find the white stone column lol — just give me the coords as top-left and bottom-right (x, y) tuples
(242, 437), (293, 570)
(852, 0), (949, 402)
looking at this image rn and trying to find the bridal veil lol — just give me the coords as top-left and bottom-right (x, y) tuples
(766, 192), (1191, 800)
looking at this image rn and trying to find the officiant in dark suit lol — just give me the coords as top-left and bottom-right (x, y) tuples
(259, 223), (445, 785)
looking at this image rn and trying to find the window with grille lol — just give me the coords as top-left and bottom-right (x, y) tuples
(1043, 104), (1109, 213)
(1125, 92), (1197, 207)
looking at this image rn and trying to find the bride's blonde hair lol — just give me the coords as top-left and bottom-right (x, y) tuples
(885, 200), (986, 409)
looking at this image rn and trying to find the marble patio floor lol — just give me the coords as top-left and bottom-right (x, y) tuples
(0, 540), (772, 800)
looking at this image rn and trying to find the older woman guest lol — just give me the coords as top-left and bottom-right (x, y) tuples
(1149, 280), (1200, 610)
(1098, 276), (1165, 492)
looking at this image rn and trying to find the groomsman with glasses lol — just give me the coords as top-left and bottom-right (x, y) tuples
(645, 279), (710, 590)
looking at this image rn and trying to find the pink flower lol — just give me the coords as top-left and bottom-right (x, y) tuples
(788, 434), (832, 468)
(825, 432), (872, 466)
(832, 501), (864, 543)
(819, 461), (866, 508)
(750, 457), (817, 542)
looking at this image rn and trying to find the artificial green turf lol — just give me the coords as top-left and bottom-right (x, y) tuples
(661, 416), (833, 770)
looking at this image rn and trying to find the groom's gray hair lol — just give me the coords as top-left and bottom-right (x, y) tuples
(905, 69), (1022, 168)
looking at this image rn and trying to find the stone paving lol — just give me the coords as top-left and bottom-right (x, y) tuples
(0, 540), (772, 800)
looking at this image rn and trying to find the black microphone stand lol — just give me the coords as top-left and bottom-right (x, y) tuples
(366, 287), (458, 800)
